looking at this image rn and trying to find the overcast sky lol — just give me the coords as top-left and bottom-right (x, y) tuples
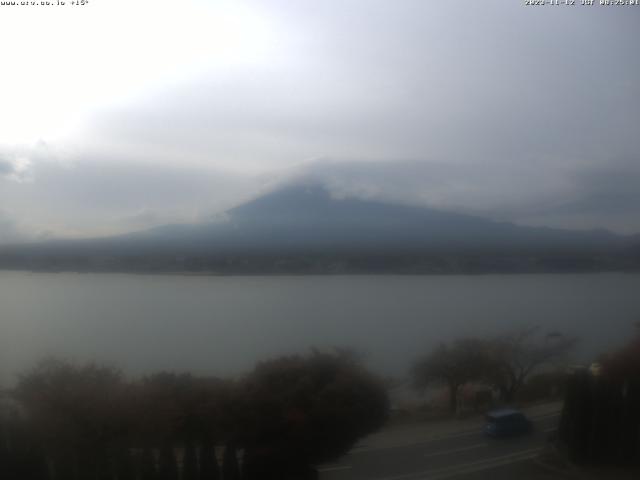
(0, 0), (639, 243)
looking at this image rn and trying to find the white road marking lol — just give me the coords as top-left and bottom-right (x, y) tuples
(424, 448), (543, 480)
(318, 465), (352, 472)
(351, 429), (483, 454)
(373, 447), (543, 480)
(351, 410), (560, 455)
(423, 443), (488, 459)
(531, 411), (561, 421)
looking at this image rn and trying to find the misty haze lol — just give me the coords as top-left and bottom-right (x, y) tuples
(1, 270), (640, 382)
(1, 1), (640, 480)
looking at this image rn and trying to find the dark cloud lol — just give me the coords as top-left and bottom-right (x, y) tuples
(0, 154), (262, 238)
(1, 1), (639, 238)
(281, 156), (640, 234)
(548, 159), (640, 217)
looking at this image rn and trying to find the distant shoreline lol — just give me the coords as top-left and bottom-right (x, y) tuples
(1, 266), (638, 277)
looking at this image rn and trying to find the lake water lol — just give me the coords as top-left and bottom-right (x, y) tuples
(1, 271), (639, 384)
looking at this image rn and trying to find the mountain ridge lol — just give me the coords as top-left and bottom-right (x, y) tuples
(0, 184), (638, 274)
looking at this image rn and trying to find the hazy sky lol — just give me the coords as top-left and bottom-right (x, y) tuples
(0, 0), (639, 243)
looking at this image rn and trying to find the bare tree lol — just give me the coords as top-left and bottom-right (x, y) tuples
(411, 339), (490, 413)
(238, 351), (389, 479)
(15, 358), (127, 480)
(485, 327), (576, 402)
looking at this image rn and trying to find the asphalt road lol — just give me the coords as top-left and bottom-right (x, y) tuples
(319, 412), (562, 480)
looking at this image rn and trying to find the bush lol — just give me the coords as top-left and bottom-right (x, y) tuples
(237, 352), (389, 479)
(517, 370), (568, 403)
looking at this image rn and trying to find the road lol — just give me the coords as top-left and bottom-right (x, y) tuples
(319, 410), (562, 480)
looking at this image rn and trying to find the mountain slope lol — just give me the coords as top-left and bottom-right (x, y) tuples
(0, 185), (638, 273)
(126, 185), (628, 253)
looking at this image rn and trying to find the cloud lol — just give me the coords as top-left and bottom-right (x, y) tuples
(117, 208), (165, 229)
(278, 156), (640, 234)
(0, 158), (15, 176)
(0, 152), (263, 239)
(279, 158), (564, 213)
(0, 210), (27, 245)
(0, 143), (41, 181)
(2, 147), (639, 241)
(565, 159), (640, 215)
(0, 1), (639, 238)
(73, 0), (639, 175)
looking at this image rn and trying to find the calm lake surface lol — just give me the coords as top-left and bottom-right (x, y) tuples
(1, 271), (639, 384)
